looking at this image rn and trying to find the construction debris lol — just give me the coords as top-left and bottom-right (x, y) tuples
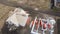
(6, 8), (30, 31)
(30, 17), (56, 34)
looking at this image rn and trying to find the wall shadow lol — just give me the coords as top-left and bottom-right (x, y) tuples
(1, 22), (19, 34)
(56, 19), (60, 34)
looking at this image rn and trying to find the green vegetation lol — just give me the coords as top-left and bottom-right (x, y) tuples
(53, 7), (60, 12)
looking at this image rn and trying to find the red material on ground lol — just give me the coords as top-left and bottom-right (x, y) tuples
(35, 20), (38, 30)
(43, 23), (47, 29)
(26, 17), (30, 25)
(40, 20), (42, 27)
(32, 21), (34, 27)
(47, 23), (51, 29)
(35, 20), (38, 24)
(31, 19), (38, 27)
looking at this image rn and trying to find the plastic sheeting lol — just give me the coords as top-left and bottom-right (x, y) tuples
(6, 8), (29, 27)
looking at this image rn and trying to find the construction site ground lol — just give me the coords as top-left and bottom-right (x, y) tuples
(0, 0), (60, 34)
